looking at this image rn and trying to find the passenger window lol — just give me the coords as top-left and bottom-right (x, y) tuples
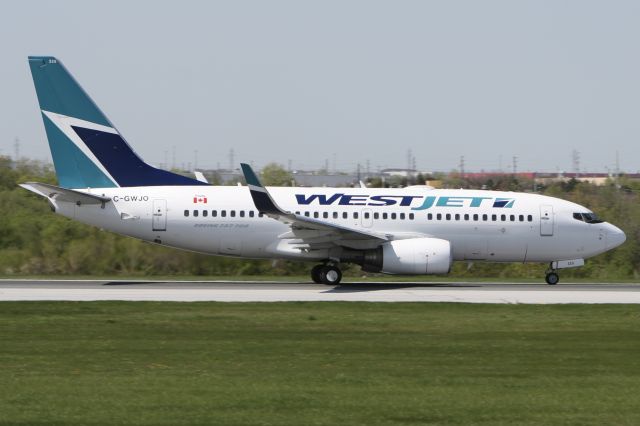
(383, 213), (388, 220)
(464, 214), (469, 221)
(333, 212), (338, 219)
(437, 213), (442, 220)
(427, 213), (433, 220)
(501, 214), (506, 221)
(295, 211), (300, 215)
(313, 212), (319, 218)
(203, 210), (208, 217)
(473, 214), (478, 221)
(259, 212), (264, 217)
(491, 214), (496, 221)
(184, 210), (189, 217)
(249, 211), (254, 218)
(212, 210), (217, 217)
(409, 213), (414, 220)
(193, 210), (199, 217)
(519, 215), (524, 222)
(455, 214), (460, 221)
(527, 215), (533, 222)
(445, 213), (451, 220)
(323, 212), (328, 219)
(391, 213), (397, 220)
(230, 210), (236, 217)
(343, 212), (348, 219)
(221, 210), (226, 217)
(510, 215), (515, 222)
(354, 212), (359, 219)
(400, 213), (405, 220)
(365, 212), (370, 219)
(240, 211), (245, 218)
(305, 212), (310, 217)
(374, 212), (379, 219)
(482, 214), (488, 221)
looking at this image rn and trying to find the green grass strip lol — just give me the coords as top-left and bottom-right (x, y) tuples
(1, 302), (639, 425)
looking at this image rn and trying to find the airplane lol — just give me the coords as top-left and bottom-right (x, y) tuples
(21, 56), (626, 285)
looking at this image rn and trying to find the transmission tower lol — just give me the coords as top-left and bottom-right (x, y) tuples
(572, 150), (580, 177)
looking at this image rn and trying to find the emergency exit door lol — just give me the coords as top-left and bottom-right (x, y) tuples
(152, 199), (167, 231)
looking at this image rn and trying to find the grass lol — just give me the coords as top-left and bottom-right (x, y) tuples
(1, 302), (640, 425)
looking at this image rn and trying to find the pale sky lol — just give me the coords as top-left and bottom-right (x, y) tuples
(1, 1), (639, 173)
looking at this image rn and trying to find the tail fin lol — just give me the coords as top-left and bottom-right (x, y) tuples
(28, 56), (207, 188)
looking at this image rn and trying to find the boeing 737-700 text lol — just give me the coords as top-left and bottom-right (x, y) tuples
(21, 56), (626, 285)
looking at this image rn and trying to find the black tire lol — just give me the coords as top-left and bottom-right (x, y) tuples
(545, 272), (559, 285)
(311, 265), (324, 284)
(321, 265), (342, 285)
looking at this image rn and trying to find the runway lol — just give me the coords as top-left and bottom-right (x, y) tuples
(1, 280), (640, 303)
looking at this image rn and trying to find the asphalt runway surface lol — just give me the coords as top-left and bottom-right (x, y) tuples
(1, 280), (640, 303)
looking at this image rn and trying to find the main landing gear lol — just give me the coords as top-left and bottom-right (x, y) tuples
(545, 272), (559, 285)
(545, 263), (559, 285)
(311, 264), (343, 285)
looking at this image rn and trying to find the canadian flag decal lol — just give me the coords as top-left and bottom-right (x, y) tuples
(193, 195), (208, 204)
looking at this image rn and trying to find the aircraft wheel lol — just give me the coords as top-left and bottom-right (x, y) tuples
(545, 272), (559, 285)
(320, 265), (342, 285)
(311, 265), (324, 284)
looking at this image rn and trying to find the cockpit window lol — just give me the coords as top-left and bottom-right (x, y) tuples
(573, 212), (604, 224)
(583, 213), (603, 224)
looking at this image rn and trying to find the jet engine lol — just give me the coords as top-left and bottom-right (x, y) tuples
(344, 237), (453, 275)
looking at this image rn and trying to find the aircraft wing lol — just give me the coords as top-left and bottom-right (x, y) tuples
(20, 182), (111, 205)
(241, 163), (389, 249)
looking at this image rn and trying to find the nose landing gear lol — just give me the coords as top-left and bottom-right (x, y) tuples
(310, 264), (342, 285)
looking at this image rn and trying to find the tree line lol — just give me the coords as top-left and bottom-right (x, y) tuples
(0, 157), (637, 279)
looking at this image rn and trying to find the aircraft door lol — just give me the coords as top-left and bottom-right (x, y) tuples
(361, 208), (373, 228)
(152, 199), (167, 231)
(540, 205), (554, 236)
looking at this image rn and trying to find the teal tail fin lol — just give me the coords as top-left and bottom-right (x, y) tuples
(28, 56), (207, 188)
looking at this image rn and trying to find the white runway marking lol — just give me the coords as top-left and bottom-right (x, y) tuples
(1, 281), (640, 303)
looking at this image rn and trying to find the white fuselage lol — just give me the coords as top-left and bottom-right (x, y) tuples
(52, 185), (625, 266)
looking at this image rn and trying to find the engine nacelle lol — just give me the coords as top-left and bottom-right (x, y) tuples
(381, 238), (452, 275)
(344, 238), (452, 275)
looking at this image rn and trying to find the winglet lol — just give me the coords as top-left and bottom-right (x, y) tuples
(240, 163), (289, 216)
(241, 163), (262, 187)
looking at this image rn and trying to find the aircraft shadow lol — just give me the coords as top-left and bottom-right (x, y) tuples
(103, 281), (159, 286)
(324, 283), (480, 293)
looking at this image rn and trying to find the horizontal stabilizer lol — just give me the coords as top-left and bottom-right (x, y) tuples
(20, 182), (111, 205)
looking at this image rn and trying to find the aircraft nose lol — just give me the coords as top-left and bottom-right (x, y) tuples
(606, 224), (626, 249)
